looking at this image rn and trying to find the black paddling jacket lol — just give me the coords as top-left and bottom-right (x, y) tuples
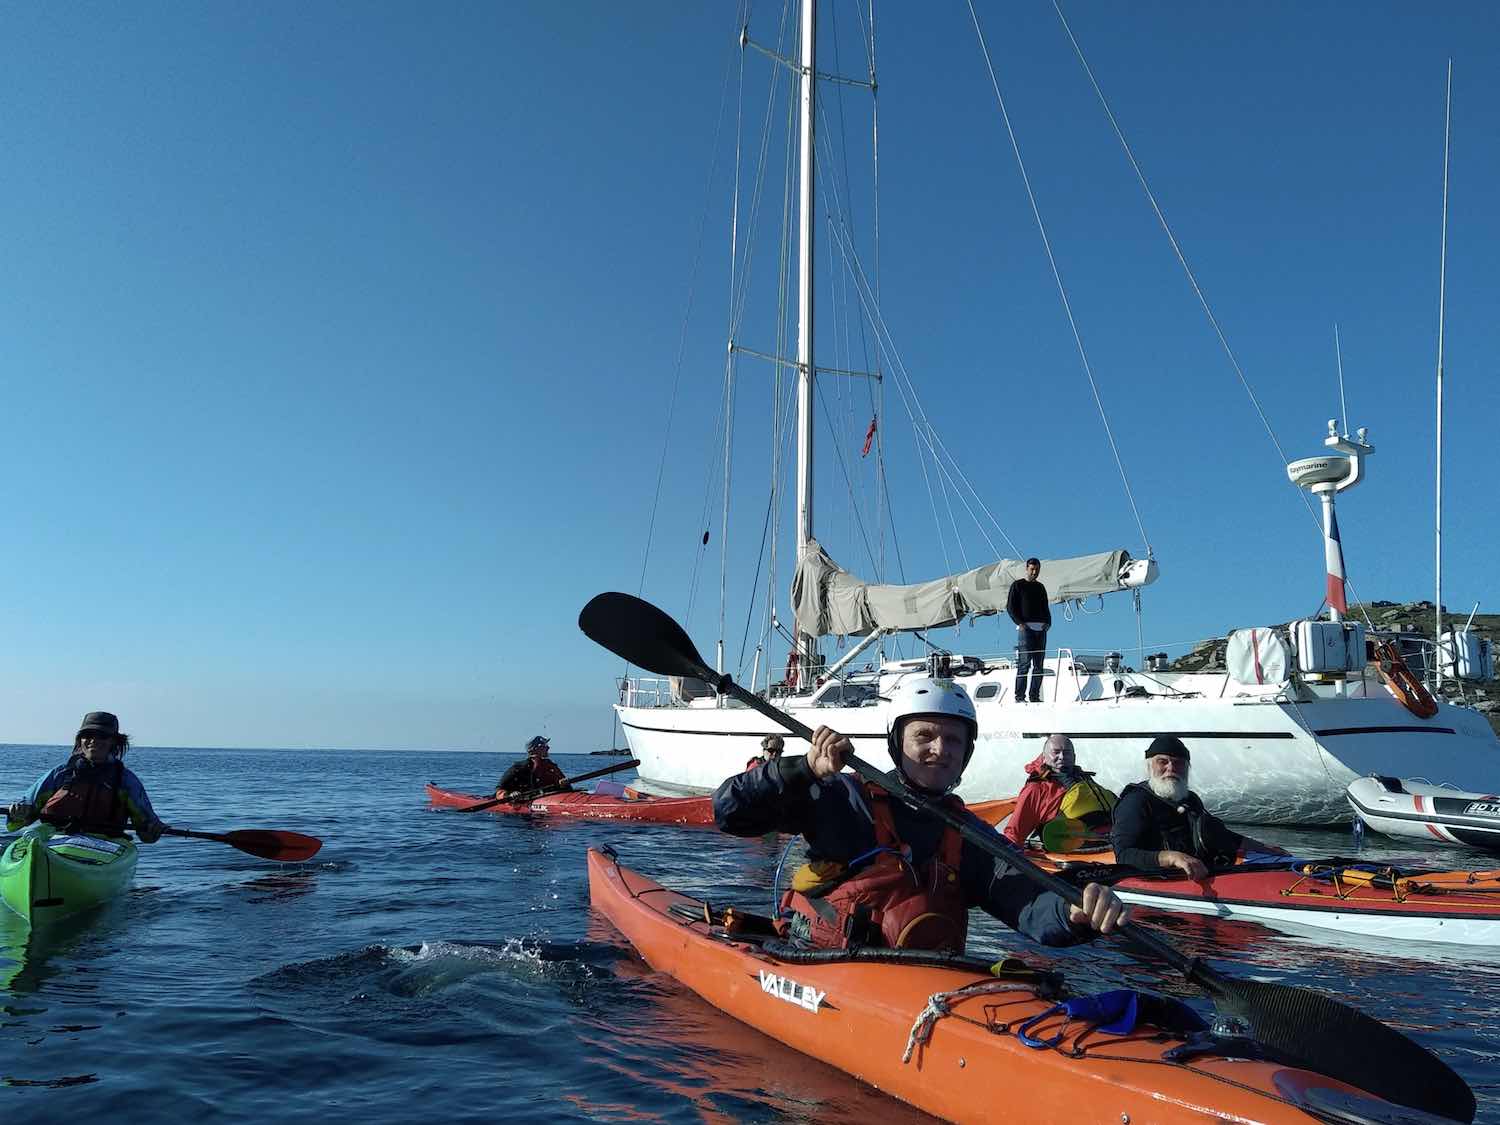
(1109, 781), (1243, 871)
(497, 757), (568, 793)
(714, 754), (1088, 947)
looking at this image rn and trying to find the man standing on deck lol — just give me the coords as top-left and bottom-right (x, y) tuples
(1110, 736), (1287, 880)
(1007, 557), (1051, 703)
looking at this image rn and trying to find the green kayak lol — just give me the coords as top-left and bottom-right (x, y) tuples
(0, 823), (138, 924)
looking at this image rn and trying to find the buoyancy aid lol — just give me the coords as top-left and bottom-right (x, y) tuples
(1056, 776), (1117, 827)
(780, 786), (968, 952)
(40, 757), (128, 833)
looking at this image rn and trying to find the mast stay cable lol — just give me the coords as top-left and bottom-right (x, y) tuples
(966, 0), (1152, 559)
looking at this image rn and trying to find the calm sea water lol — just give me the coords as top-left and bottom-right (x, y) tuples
(2, 745), (1498, 1123)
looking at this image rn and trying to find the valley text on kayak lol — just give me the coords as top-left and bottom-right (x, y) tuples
(758, 970), (827, 1015)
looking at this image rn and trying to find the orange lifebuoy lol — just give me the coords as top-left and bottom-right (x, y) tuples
(1375, 641), (1439, 719)
(785, 651), (800, 692)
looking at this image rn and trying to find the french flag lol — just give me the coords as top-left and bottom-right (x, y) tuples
(1326, 507), (1347, 615)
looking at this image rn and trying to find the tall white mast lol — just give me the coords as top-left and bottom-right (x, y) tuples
(795, 0), (817, 662)
(1434, 60), (1451, 688)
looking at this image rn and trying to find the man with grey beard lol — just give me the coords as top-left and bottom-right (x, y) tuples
(1109, 736), (1285, 880)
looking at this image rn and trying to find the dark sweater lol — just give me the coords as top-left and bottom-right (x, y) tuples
(1109, 781), (1243, 871)
(1006, 578), (1052, 628)
(713, 755), (1089, 948)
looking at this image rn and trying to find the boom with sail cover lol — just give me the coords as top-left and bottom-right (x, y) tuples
(791, 539), (1152, 638)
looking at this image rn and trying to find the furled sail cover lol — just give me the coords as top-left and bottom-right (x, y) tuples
(792, 539), (1133, 638)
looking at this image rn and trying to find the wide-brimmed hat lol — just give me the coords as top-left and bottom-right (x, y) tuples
(77, 712), (121, 739)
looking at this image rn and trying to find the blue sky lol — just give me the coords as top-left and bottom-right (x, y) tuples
(2, 3), (1495, 752)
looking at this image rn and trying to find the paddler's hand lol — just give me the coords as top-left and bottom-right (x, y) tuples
(1158, 850), (1209, 881)
(6, 801), (33, 825)
(1069, 882), (1127, 934)
(806, 726), (853, 780)
(137, 820), (164, 844)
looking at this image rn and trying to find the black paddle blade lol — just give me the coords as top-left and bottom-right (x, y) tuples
(579, 593), (715, 681)
(1204, 975), (1474, 1122)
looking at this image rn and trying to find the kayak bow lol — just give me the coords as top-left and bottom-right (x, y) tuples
(0, 824), (138, 924)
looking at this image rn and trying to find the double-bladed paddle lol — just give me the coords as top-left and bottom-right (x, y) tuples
(161, 826), (323, 862)
(455, 758), (641, 813)
(579, 591), (1475, 1124)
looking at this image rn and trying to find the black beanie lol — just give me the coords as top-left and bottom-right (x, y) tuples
(1145, 735), (1190, 761)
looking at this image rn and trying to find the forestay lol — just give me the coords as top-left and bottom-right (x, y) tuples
(791, 539), (1133, 639)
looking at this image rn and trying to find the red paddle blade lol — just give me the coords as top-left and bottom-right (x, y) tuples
(222, 829), (323, 862)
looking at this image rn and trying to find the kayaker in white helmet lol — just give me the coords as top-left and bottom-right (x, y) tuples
(713, 675), (1126, 952)
(494, 735), (571, 801)
(6, 711), (164, 842)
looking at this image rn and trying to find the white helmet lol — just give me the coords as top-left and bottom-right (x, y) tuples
(885, 676), (979, 776)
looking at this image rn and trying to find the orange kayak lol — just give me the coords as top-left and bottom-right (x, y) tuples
(424, 782), (716, 826)
(587, 847), (1433, 1124)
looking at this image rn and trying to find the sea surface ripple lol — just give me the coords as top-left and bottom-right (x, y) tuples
(2, 746), (1498, 1122)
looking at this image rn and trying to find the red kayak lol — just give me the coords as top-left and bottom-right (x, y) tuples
(429, 782), (1017, 831)
(424, 782), (716, 826)
(1034, 850), (1500, 949)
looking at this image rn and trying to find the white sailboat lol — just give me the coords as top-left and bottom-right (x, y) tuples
(612, 5), (1499, 825)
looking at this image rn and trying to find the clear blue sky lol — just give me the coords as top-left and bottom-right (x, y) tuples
(2, 4), (1495, 752)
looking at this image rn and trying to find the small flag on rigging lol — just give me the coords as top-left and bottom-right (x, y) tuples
(1325, 507), (1347, 615)
(861, 416), (878, 457)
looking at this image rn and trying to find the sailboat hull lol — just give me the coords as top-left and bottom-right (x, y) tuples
(620, 681), (1499, 826)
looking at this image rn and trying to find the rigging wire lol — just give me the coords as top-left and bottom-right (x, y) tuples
(814, 376), (882, 572)
(807, 140), (958, 578)
(1049, 0), (1388, 638)
(966, 0), (1152, 559)
(636, 18), (744, 602)
(1050, 0), (1308, 511)
(696, 0), (795, 635)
